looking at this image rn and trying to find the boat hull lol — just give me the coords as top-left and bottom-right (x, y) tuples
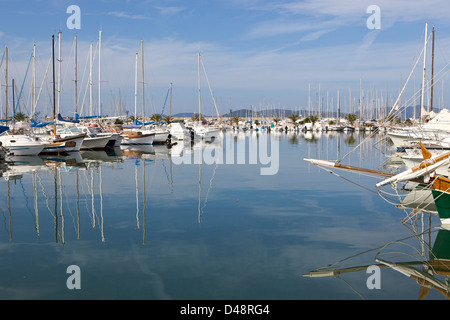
(121, 131), (155, 145)
(0, 134), (45, 156)
(81, 135), (110, 150)
(40, 134), (85, 154)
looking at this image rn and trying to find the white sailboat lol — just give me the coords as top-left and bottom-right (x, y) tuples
(121, 41), (155, 146)
(35, 33), (86, 154)
(192, 52), (220, 141)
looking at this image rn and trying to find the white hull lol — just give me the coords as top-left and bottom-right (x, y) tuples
(141, 129), (169, 144)
(39, 134), (85, 153)
(0, 134), (45, 156)
(193, 126), (220, 141)
(170, 123), (191, 140)
(121, 131), (155, 145)
(81, 135), (110, 150)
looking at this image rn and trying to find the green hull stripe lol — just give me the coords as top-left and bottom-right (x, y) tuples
(431, 189), (450, 220)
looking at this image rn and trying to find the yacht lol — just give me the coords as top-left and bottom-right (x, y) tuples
(0, 132), (46, 156)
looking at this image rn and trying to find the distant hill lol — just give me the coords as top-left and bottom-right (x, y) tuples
(171, 105), (444, 120)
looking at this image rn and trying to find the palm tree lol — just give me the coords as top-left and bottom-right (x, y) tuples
(273, 117), (281, 125)
(231, 116), (241, 126)
(345, 113), (357, 126)
(287, 114), (299, 124)
(14, 112), (27, 121)
(309, 115), (319, 126)
(192, 113), (204, 122)
(151, 113), (162, 123)
(163, 115), (174, 124)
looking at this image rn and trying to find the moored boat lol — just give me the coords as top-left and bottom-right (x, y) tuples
(0, 132), (46, 156)
(121, 130), (155, 145)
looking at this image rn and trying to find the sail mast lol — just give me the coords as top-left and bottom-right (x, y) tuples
(141, 40), (144, 126)
(89, 42), (93, 116)
(430, 26), (435, 113)
(98, 30), (102, 118)
(57, 31), (61, 115)
(5, 45), (8, 119)
(74, 35), (78, 114)
(52, 35), (56, 133)
(198, 52), (201, 124)
(134, 52), (138, 120)
(420, 22), (428, 120)
(32, 44), (36, 117)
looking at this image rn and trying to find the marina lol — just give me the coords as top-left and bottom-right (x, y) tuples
(1, 2), (450, 302)
(0, 129), (448, 300)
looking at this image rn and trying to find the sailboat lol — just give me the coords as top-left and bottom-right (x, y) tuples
(192, 52), (220, 141)
(0, 46), (46, 156)
(386, 24), (449, 149)
(121, 42), (155, 146)
(35, 33), (85, 154)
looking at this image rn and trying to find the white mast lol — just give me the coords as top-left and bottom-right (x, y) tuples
(141, 40), (145, 126)
(74, 36), (77, 114)
(98, 30), (102, 117)
(57, 31), (62, 115)
(420, 22), (428, 120)
(32, 44), (36, 117)
(89, 42), (93, 116)
(134, 52), (138, 119)
(198, 52), (201, 125)
(4, 45), (7, 119)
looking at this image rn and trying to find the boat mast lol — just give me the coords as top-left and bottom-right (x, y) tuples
(57, 31), (61, 115)
(32, 44), (36, 117)
(141, 40), (144, 126)
(134, 52), (138, 120)
(420, 22), (428, 120)
(74, 35), (77, 114)
(5, 45), (7, 119)
(170, 82), (172, 118)
(98, 30), (102, 118)
(198, 52), (201, 125)
(52, 35), (56, 133)
(89, 42), (93, 116)
(430, 26), (435, 113)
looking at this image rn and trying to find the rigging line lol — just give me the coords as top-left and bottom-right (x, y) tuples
(201, 161), (218, 214)
(37, 171), (56, 219)
(335, 276), (365, 300)
(316, 164), (384, 196)
(200, 56), (220, 117)
(13, 51), (33, 116)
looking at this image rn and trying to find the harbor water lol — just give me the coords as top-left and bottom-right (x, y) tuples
(0, 130), (445, 300)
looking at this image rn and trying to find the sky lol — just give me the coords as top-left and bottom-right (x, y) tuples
(1, 0), (450, 118)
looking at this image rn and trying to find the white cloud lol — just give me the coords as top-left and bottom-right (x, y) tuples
(154, 6), (186, 16)
(106, 11), (149, 20)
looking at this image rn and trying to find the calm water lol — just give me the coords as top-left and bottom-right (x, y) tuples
(0, 130), (446, 300)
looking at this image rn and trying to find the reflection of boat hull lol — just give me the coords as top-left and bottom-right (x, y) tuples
(121, 145), (154, 158)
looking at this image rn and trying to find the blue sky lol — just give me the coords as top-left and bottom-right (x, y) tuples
(1, 0), (450, 118)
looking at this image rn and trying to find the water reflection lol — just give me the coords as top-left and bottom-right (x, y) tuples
(2, 130), (423, 299)
(304, 198), (449, 299)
